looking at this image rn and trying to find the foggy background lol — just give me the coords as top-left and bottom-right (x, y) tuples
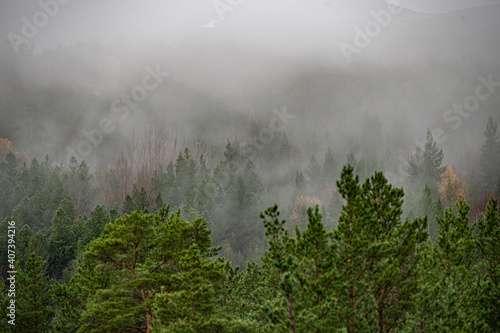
(1, 0), (500, 182)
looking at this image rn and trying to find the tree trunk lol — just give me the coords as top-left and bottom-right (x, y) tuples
(142, 288), (153, 333)
(286, 293), (297, 333)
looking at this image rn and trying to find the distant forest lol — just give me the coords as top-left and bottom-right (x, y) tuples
(0, 113), (499, 332)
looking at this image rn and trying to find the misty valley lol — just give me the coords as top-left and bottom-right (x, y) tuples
(1, 0), (500, 332)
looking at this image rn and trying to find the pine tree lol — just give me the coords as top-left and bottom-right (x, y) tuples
(243, 159), (263, 196)
(198, 153), (210, 180)
(293, 171), (306, 202)
(164, 161), (177, 206)
(132, 185), (149, 211)
(260, 205), (340, 332)
(154, 192), (164, 211)
(406, 198), (484, 331)
(223, 140), (237, 162)
(175, 148), (197, 204)
(322, 147), (337, 181)
(48, 199), (77, 277)
(82, 205), (111, 247)
(418, 184), (439, 239)
(121, 194), (135, 215)
(16, 253), (54, 333)
(346, 150), (358, 170)
(479, 117), (500, 193)
(475, 197), (500, 330)
(421, 129), (447, 183)
(79, 208), (232, 333)
(0, 151), (18, 179)
(17, 224), (34, 266)
(334, 164), (427, 332)
(67, 159), (95, 215)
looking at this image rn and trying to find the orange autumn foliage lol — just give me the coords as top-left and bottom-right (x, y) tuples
(0, 137), (12, 158)
(438, 166), (468, 207)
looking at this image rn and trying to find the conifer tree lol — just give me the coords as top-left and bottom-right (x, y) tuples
(154, 192), (164, 211)
(164, 161), (177, 206)
(322, 147), (337, 181)
(198, 153), (210, 180)
(475, 197), (500, 330)
(407, 198), (484, 331)
(334, 164), (427, 332)
(243, 159), (263, 196)
(79, 208), (226, 333)
(346, 150), (358, 170)
(293, 171), (306, 202)
(121, 194), (134, 215)
(48, 199), (77, 277)
(479, 117), (500, 193)
(82, 205), (111, 247)
(67, 159), (95, 215)
(421, 129), (447, 183)
(132, 185), (149, 211)
(418, 184), (439, 238)
(16, 253), (54, 333)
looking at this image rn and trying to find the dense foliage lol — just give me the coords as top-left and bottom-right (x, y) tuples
(1, 117), (500, 332)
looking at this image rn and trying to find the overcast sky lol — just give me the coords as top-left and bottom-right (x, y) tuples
(1, 0), (500, 53)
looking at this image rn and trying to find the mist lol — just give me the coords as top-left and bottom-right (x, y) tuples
(1, 0), (500, 251)
(2, 2), (500, 330)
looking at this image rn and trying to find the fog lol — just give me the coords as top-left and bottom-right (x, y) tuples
(1, 0), (500, 184)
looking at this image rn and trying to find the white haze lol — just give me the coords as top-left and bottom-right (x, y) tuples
(0, 0), (499, 185)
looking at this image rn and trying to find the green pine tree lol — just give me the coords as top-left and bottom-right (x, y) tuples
(421, 129), (447, 183)
(322, 147), (338, 181)
(121, 194), (135, 215)
(48, 199), (77, 278)
(479, 117), (500, 193)
(16, 253), (54, 333)
(79, 208), (226, 333)
(334, 164), (427, 332)
(475, 197), (500, 331)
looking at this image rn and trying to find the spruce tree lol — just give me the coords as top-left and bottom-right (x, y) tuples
(82, 205), (111, 247)
(131, 185), (149, 211)
(421, 129), (447, 183)
(407, 198), (484, 331)
(154, 192), (164, 211)
(479, 117), (500, 193)
(293, 171), (306, 202)
(243, 160), (263, 196)
(475, 197), (500, 330)
(121, 194), (134, 215)
(322, 147), (337, 181)
(198, 153), (210, 180)
(418, 184), (439, 239)
(48, 199), (77, 277)
(16, 253), (54, 333)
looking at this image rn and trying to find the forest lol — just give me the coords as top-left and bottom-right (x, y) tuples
(0, 114), (499, 332)
(1, 0), (500, 332)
